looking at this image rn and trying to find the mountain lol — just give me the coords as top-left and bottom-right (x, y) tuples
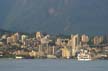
(0, 0), (108, 35)
(0, 29), (12, 34)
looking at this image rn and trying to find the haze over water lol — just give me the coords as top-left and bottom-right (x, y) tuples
(0, 59), (108, 71)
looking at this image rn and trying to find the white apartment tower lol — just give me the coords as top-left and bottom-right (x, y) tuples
(68, 34), (79, 57)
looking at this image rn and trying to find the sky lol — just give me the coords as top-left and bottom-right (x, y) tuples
(0, 0), (108, 35)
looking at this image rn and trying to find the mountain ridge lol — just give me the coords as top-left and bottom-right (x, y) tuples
(0, 0), (108, 35)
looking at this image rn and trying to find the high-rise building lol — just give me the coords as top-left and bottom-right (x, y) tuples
(7, 37), (12, 44)
(61, 47), (70, 59)
(21, 35), (28, 42)
(93, 36), (103, 45)
(11, 32), (20, 43)
(55, 38), (62, 46)
(81, 34), (89, 43)
(14, 32), (20, 41)
(68, 34), (79, 56)
(36, 32), (42, 39)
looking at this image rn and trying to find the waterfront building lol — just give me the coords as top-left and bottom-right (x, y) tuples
(0, 42), (3, 47)
(21, 35), (28, 43)
(68, 34), (79, 57)
(1, 34), (7, 39)
(36, 32), (42, 39)
(8, 33), (20, 44)
(56, 38), (69, 46)
(11, 35), (17, 43)
(81, 34), (89, 43)
(41, 35), (50, 44)
(9, 32), (20, 44)
(29, 50), (37, 57)
(14, 32), (20, 41)
(93, 36), (103, 45)
(61, 47), (70, 59)
(7, 37), (13, 44)
(55, 38), (62, 46)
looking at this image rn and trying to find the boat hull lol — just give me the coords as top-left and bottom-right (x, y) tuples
(78, 58), (92, 61)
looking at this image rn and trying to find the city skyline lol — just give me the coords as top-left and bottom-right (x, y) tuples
(0, 0), (108, 71)
(0, 31), (108, 59)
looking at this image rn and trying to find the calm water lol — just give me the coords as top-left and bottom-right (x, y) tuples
(0, 59), (108, 71)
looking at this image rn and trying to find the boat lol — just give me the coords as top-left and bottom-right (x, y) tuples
(15, 56), (23, 59)
(0, 54), (3, 56)
(47, 55), (57, 59)
(77, 49), (92, 61)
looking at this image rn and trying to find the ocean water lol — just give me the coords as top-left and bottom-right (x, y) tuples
(0, 59), (108, 71)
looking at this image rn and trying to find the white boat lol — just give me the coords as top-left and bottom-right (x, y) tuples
(77, 54), (92, 61)
(77, 49), (92, 61)
(47, 55), (57, 59)
(16, 56), (23, 59)
(0, 54), (3, 56)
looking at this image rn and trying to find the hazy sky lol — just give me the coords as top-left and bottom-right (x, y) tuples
(0, 0), (108, 35)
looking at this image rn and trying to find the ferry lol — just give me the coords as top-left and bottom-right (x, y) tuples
(77, 49), (92, 61)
